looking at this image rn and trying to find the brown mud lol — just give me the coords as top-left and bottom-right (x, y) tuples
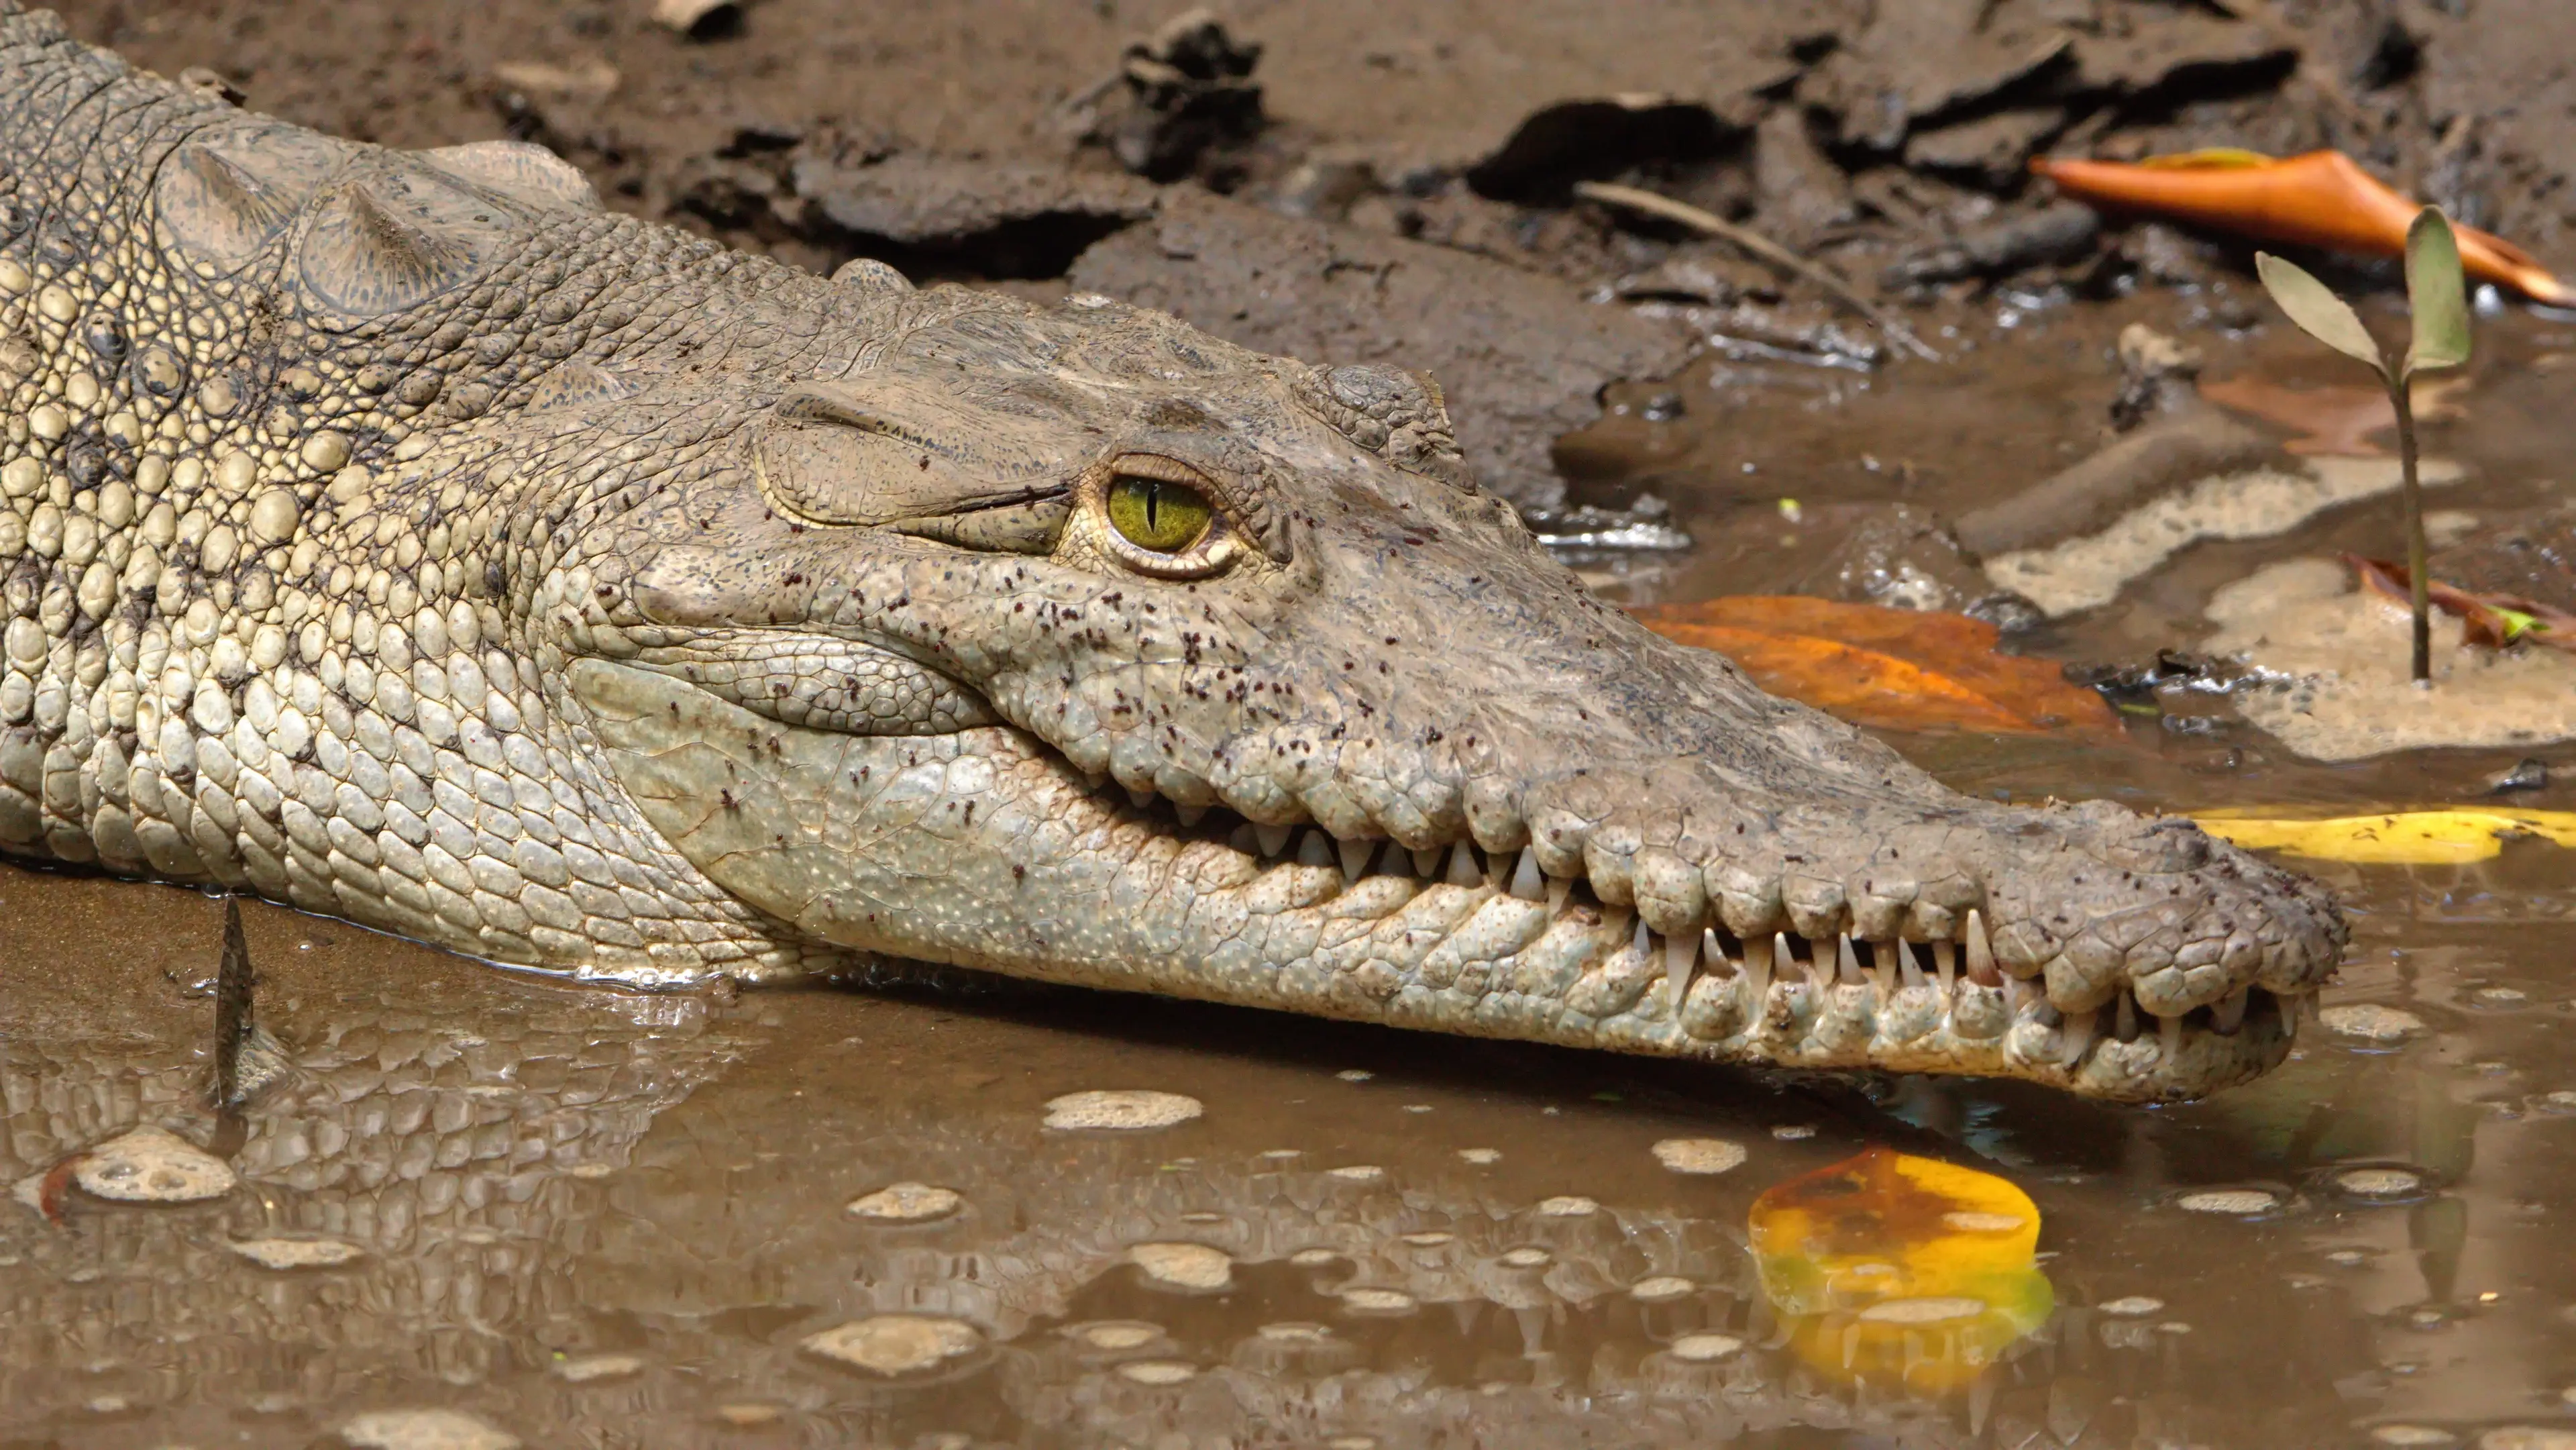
(13, 0), (2576, 1443)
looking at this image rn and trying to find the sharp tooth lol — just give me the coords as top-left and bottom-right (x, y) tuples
(2158, 1010), (2184, 1061)
(1446, 843), (1483, 888)
(1931, 939), (1956, 995)
(1548, 875), (1573, 916)
(1836, 933), (1866, 988)
(1298, 829), (1335, 869)
(1175, 802), (1208, 829)
(1125, 785), (1154, 811)
(1897, 941), (1928, 991)
(1508, 849), (1546, 902)
(2114, 991), (2138, 1043)
(1411, 847), (1441, 878)
(1339, 836), (1377, 885)
(1666, 928), (1700, 1015)
(1964, 909), (2000, 986)
(2060, 1006), (2098, 1066)
(1743, 933), (1773, 998)
(1774, 933), (1802, 986)
(1256, 822), (1293, 858)
(1230, 823), (1259, 856)
(2213, 986), (2249, 1035)
(1628, 916), (1650, 963)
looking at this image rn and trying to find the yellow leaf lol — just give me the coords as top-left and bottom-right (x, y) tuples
(2192, 808), (2576, 864)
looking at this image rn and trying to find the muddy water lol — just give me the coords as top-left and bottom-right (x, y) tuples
(8, 298), (2576, 1447)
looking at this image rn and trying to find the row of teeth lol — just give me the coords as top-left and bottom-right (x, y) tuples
(1122, 795), (2288, 1070)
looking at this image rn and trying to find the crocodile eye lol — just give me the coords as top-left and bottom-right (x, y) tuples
(1106, 474), (1214, 554)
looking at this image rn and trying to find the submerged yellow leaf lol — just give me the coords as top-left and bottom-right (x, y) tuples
(2193, 809), (2576, 864)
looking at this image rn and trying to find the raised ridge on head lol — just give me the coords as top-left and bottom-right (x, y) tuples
(420, 140), (601, 214)
(295, 161), (521, 315)
(153, 125), (349, 272)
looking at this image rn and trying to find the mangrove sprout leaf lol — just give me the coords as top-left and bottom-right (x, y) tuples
(2255, 252), (2385, 373)
(2404, 207), (2472, 378)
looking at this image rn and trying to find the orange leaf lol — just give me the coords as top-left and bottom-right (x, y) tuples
(2031, 150), (2571, 305)
(1631, 597), (2121, 735)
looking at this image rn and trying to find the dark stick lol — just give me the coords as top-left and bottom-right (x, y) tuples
(212, 896), (254, 1108)
(2390, 376), (2430, 683)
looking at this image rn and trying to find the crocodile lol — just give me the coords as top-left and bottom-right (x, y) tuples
(0, 3), (2342, 1102)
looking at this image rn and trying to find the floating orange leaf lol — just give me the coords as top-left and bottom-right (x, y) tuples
(2032, 150), (2571, 305)
(2347, 554), (2576, 653)
(1631, 597), (2120, 736)
(1749, 1147), (2055, 1395)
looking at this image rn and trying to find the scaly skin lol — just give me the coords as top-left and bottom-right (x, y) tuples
(0, 5), (2343, 1100)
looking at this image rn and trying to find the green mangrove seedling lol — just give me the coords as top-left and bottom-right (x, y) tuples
(2254, 207), (2473, 683)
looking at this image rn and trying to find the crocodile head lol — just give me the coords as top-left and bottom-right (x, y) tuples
(558, 280), (2342, 1103)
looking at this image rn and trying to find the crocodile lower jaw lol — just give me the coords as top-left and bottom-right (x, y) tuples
(574, 660), (2300, 1102)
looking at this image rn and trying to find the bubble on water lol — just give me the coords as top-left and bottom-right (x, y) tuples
(1043, 1090), (1203, 1131)
(566, 1163), (613, 1180)
(2481, 1430), (2576, 1450)
(2535, 1090), (2576, 1115)
(1335, 1070), (1375, 1082)
(1129, 1242), (1233, 1291)
(2320, 1004), (2425, 1042)
(1499, 1247), (1554, 1269)
(1399, 1231), (1455, 1247)
(1115, 1360), (1197, 1386)
(1536, 1195), (1599, 1217)
(1858, 1296), (1985, 1325)
(1328, 1438), (1379, 1450)
(1402, 1104), (1433, 1114)
(845, 1182), (963, 1223)
(1257, 1322), (1334, 1343)
(337, 1409), (520, 1450)
(1326, 1165), (1385, 1183)
(1340, 1287), (1417, 1314)
(1457, 1148), (1501, 1165)
(2098, 1296), (2164, 1316)
(75, 1127), (235, 1204)
(1258, 1148), (1303, 1161)
(2369, 1426), (2455, 1447)
(2333, 1166), (2425, 1200)
(227, 1236), (365, 1270)
(1069, 1321), (1163, 1351)
(801, 1314), (983, 1376)
(1289, 1247), (1342, 1267)
(1652, 1137), (1748, 1175)
(1669, 1333), (1743, 1361)
(2176, 1188), (2281, 1215)
(2156, 1321), (2193, 1335)
(2470, 986), (2530, 1008)
(714, 1404), (782, 1427)
(552, 1354), (644, 1384)
(1630, 1276), (1695, 1302)
(1772, 1124), (1816, 1140)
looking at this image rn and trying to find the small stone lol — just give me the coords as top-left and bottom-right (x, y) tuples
(1328, 1439), (1378, 1450)
(1668, 1333), (1743, 1361)
(1289, 1247), (1342, 1267)
(1630, 1276), (1695, 1301)
(1340, 1287), (1417, 1314)
(2320, 1004), (2425, 1042)
(1071, 1322), (1162, 1351)
(1859, 1296), (1985, 1325)
(846, 1182), (963, 1223)
(76, 1127), (235, 1203)
(2371, 1427), (2455, 1447)
(1536, 1195), (1599, 1217)
(2334, 1167), (2424, 1199)
(800, 1314), (982, 1376)
(1115, 1360), (1197, 1385)
(337, 1410), (519, 1450)
(2471, 986), (2530, 1008)
(2327, 1249), (2370, 1265)
(227, 1236), (365, 1270)
(714, 1404), (781, 1427)
(1499, 1247), (1553, 1269)
(552, 1354), (644, 1383)
(1335, 1069), (1375, 1082)
(1651, 1137), (1747, 1175)
(1043, 1090), (1202, 1131)
(1771, 1124), (1816, 1140)
(651, 0), (739, 36)
(1130, 1241), (1233, 1291)
(1457, 1147), (1501, 1165)
(2176, 1188), (2280, 1214)
(2098, 1296), (2165, 1316)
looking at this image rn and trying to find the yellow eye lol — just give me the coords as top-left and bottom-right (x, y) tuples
(1106, 474), (1214, 554)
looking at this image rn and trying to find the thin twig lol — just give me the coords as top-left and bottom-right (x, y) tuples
(1574, 181), (1942, 362)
